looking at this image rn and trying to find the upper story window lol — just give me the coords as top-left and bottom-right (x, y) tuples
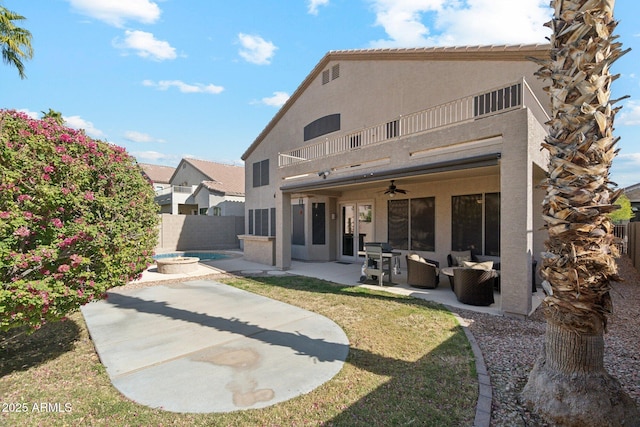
(304, 113), (341, 141)
(252, 159), (269, 187)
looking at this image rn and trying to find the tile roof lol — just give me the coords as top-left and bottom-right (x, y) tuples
(624, 183), (640, 202)
(139, 163), (176, 184)
(184, 158), (245, 196)
(199, 180), (244, 197)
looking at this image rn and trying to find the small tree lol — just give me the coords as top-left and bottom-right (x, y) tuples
(609, 194), (635, 224)
(0, 110), (159, 332)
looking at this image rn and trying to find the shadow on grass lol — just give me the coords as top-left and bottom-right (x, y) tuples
(0, 318), (81, 377)
(328, 342), (476, 426)
(226, 276), (477, 425)
(238, 275), (455, 315)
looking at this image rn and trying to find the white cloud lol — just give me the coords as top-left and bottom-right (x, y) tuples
(63, 115), (106, 139)
(368, 0), (551, 48)
(67, 0), (161, 28)
(618, 101), (640, 126)
(114, 30), (177, 61)
(308, 0), (330, 15)
(124, 130), (165, 143)
(369, 0), (442, 47)
(17, 109), (39, 119)
(261, 91), (290, 107)
(612, 153), (640, 188)
(238, 33), (277, 65)
(618, 153), (640, 163)
(131, 150), (178, 163)
(143, 79), (224, 94)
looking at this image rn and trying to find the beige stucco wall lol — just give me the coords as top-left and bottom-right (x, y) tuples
(243, 50), (551, 316)
(171, 162), (208, 186)
(260, 58), (546, 161)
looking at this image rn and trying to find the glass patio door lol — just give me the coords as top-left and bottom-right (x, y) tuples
(340, 202), (373, 262)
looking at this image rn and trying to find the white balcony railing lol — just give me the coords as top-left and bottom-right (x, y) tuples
(279, 78), (547, 167)
(155, 185), (195, 197)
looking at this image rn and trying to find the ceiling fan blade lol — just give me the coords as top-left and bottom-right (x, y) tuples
(396, 189), (407, 194)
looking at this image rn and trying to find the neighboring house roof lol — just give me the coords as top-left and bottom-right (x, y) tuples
(241, 43), (551, 161)
(139, 163), (175, 185)
(174, 158), (245, 196)
(196, 180), (245, 197)
(624, 183), (640, 202)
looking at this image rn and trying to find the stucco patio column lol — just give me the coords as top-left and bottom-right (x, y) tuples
(499, 110), (535, 317)
(275, 191), (292, 270)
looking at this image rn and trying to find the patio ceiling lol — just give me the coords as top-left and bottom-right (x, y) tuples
(280, 153), (501, 196)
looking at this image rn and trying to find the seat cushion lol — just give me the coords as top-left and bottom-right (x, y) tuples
(451, 250), (472, 266)
(462, 260), (494, 271)
(408, 253), (423, 262)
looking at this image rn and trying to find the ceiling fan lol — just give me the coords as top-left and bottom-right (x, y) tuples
(384, 180), (407, 197)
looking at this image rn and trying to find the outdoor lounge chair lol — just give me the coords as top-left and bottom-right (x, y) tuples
(453, 268), (497, 306)
(406, 254), (440, 289)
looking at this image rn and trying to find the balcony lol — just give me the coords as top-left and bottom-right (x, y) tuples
(155, 185), (197, 208)
(278, 78), (548, 168)
(155, 185), (195, 197)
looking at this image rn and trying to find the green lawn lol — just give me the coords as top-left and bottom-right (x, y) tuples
(1, 275), (477, 426)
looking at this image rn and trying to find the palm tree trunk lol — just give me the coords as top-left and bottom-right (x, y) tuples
(521, 0), (639, 425)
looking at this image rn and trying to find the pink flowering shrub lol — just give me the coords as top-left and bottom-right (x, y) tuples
(0, 110), (159, 331)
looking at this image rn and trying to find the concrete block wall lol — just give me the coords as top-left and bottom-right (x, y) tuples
(157, 214), (244, 252)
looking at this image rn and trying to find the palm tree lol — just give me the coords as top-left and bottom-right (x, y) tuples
(522, 0), (639, 425)
(42, 108), (64, 125)
(0, 5), (33, 79)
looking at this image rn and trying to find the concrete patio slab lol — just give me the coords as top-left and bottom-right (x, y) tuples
(81, 279), (349, 413)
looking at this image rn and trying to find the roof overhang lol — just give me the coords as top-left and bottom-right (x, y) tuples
(280, 153), (501, 194)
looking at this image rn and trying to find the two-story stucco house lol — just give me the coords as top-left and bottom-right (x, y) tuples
(155, 158), (245, 216)
(241, 44), (552, 317)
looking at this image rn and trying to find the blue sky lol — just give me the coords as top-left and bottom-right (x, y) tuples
(1, 0), (639, 188)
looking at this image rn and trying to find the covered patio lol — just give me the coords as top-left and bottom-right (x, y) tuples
(269, 146), (548, 317)
(138, 251), (545, 317)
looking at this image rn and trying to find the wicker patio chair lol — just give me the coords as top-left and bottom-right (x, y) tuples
(452, 268), (497, 306)
(406, 254), (440, 289)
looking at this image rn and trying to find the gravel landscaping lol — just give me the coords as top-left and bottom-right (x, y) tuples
(459, 256), (640, 426)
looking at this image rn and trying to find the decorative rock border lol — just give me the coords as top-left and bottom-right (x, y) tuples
(156, 257), (200, 274)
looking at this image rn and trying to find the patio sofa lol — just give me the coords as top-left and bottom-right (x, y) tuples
(448, 250), (501, 290)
